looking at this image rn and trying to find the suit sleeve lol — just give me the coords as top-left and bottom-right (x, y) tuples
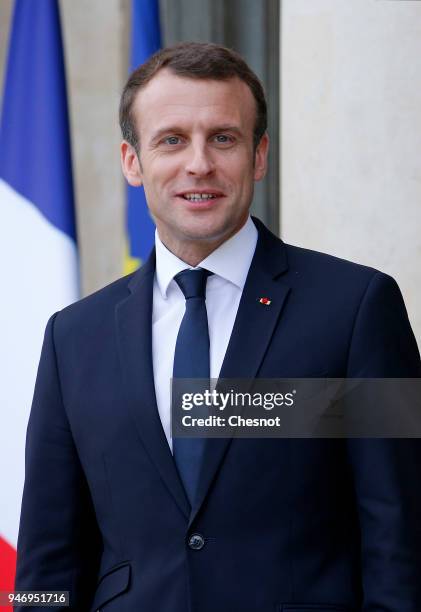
(14, 313), (102, 612)
(346, 272), (421, 611)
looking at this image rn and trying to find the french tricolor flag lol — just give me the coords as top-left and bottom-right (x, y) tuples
(0, 0), (78, 595)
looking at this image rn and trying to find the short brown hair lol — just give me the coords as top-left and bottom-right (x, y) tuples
(119, 42), (267, 152)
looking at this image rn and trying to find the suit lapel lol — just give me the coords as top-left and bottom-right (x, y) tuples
(189, 220), (291, 524)
(115, 252), (190, 519)
(218, 220), (290, 381)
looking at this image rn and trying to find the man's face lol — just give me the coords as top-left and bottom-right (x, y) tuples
(121, 69), (268, 257)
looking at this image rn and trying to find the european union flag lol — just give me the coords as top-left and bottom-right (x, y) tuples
(124, 0), (161, 273)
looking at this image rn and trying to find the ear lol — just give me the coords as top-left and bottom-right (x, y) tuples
(253, 132), (269, 182)
(121, 141), (142, 187)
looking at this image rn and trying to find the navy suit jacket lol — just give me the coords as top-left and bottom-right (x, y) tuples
(15, 218), (421, 612)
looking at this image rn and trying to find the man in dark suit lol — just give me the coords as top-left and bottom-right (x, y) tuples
(15, 42), (421, 612)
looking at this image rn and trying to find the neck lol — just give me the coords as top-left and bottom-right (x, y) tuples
(157, 220), (248, 267)
(160, 237), (225, 268)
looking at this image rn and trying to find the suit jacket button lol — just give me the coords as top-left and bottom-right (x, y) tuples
(188, 533), (205, 550)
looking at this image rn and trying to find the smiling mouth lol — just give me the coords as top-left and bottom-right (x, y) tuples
(178, 191), (224, 203)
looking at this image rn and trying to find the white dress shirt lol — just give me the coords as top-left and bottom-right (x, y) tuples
(152, 216), (258, 450)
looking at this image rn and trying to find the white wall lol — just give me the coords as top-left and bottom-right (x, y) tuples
(60, 0), (128, 294)
(281, 0), (421, 347)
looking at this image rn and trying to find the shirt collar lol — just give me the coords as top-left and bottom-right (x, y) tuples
(155, 216), (258, 298)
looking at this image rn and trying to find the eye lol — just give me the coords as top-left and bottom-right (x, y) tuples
(214, 134), (232, 144)
(163, 136), (181, 145)
(212, 133), (236, 147)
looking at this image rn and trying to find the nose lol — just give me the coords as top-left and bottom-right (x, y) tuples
(185, 142), (214, 177)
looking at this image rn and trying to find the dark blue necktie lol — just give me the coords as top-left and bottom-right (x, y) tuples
(173, 268), (211, 505)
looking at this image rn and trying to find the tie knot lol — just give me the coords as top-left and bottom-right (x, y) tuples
(174, 268), (211, 299)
